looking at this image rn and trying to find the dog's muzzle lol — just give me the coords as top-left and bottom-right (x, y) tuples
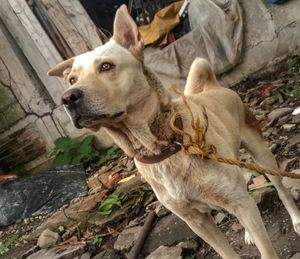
(61, 89), (125, 129)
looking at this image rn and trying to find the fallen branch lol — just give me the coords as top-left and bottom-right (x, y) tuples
(127, 210), (156, 259)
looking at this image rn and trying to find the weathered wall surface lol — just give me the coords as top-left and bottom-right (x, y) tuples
(220, 0), (300, 85)
(0, 21), (64, 174)
(0, 0), (112, 174)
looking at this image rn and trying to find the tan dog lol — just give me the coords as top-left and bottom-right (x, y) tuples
(48, 5), (300, 258)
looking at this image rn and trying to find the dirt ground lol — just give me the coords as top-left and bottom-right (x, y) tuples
(1, 56), (300, 258)
(197, 199), (300, 258)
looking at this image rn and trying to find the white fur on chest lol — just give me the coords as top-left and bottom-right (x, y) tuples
(135, 152), (247, 211)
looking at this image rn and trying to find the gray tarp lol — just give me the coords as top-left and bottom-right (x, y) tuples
(0, 165), (86, 226)
(144, 0), (243, 88)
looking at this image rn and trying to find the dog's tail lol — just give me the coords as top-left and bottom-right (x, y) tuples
(184, 58), (220, 95)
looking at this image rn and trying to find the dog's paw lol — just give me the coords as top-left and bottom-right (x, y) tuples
(244, 230), (255, 245)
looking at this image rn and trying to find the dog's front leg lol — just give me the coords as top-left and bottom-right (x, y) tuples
(147, 181), (241, 259)
(165, 206), (240, 259)
(125, 119), (167, 155)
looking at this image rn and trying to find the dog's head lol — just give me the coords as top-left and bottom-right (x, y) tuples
(48, 5), (148, 131)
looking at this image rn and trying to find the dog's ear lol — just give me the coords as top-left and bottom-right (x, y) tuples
(47, 58), (74, 79)
(113, 5), (144, 60)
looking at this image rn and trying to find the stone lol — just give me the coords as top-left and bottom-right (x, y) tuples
(176, 239), (199, 251)
(145, 246), (182, 259)
(92, 247), (122, 259)
(37, 229), (59, 248)
(21, 245), (39, 258)
(290, 253), (300, 259)
(0, 165), (86, 226)
(213, 212), (227, 224)
(155, 203), (170, 218)
(263, 127), (274, 139)
(288, 133), (300, 147)
(282, 170), (300, 201)
(26, 244), (87, 259)
(114, 226), (142, 252)
(267, 107), (293, 122)
(87, 175), (102, 191)
(147, 201), (170, 218)
(87, 205), (131, 230)
(28, 190), (108, 240)
(142, 213), (197, 255)
(75, 252), (92, 259)
(291, 114), (300, 124)
(98, 171), (115, 188)
(126, 159), (135, 171)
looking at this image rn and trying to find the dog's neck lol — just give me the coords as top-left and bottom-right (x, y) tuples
(104, 65), (175, 158)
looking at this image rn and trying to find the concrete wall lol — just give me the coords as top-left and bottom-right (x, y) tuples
(220, 0), (300, 85)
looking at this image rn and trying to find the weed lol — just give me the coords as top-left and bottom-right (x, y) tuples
(98, 193), (125, 216)
(288, 54), (300, 74)
(50, 136), (120, 168)
(90, 235), (103, 247)
(97, 146), (120, 166)
(0, 235), (16, 255)
(289, 88), (300, 98)
(49, 135), (100, 167)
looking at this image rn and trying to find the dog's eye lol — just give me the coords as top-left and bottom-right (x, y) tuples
(69, 77), (77, 85)
(99, 62), (114, 72)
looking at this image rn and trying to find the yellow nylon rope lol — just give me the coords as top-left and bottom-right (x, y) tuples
(170, 85), (300, 179)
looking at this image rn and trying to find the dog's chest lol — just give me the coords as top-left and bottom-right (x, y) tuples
(135, 154), (209, 201)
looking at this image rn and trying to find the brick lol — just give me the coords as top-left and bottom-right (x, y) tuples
(0, 125), (46, 172)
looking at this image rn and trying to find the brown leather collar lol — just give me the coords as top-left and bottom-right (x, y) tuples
(135, 117), (183, 164)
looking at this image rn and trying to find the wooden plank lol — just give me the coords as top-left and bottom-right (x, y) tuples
(32, 1), (75, 59)
(8, 0), (63, 66)
(41, 0), (91, 54)
(0, 0), (65, 105)
(57, 0), (103, 49)
(0, 21), (52, 115)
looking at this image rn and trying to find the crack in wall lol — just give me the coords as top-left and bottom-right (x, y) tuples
(0, 56), (63, 137)
(245, 20), (298, 51)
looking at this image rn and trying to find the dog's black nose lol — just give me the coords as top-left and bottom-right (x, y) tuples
(61, 89), (83, 106)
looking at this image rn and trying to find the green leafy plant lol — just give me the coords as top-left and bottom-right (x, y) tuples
(49, 135), (100, 167)
(288, 54), (300, 74)
(289, 88), (300, 98)
(98, 193), (125, 216)
(90, 235), (103, 247)
(0, 235), (16, 255)
(97, 146), (120, 166)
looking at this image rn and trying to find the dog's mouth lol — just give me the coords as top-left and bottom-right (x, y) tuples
(73, 111), (125, 129)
